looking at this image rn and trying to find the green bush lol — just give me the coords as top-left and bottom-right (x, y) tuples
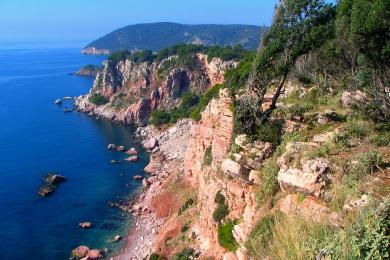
(206, 45), (248, 62)
(214, 190), (226, 204)
(203, 146), (213, 166)
(190, 84), (223, 121)
(218, 221), (239, 252)
(254, 120), (283, 145)
(89, 93), (109, 106)
(108, 49), (131, 62)
(213, 204), (229, 223)
(256, 159), (280, 206)
(181, 223), (189, 233)
(149, 253), (167, 260)
(169, 92), (199, 123)
(150, 110), (171, 126)
(178, 198), (194, 215)
(172, 248), (194, 260)
(213, 192), (229, 223)
(371, 133), (390, 147)
(326, 202), (390, 260)
(225, 52), (256, 95)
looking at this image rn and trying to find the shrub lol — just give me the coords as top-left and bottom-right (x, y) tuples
(254, 120), (283, 145)
(150, 110), (171, 126)
(326, 202), (390, 259)
(213, 192), (229, 223)
(218, 221), (239, 252)
(359, 151), (384, 175)
(190, 84), (223, 121)
(108, 49), (131, 62)
(213, 204), (229, 223)
(89, 93), (109, 106)
(256, 159), (280, 206)
(169, 92), (200, 123)
(149, 253), (167, 260)
(178, 198), (194, 215)
(181, 223), (189, 233)
(371, 133), (390, 147)
(172, 248), (194, 260)
(203, 146), (212, 166)
(214, 190), (226, 204)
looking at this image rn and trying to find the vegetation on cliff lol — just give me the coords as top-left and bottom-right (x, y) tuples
(83, 22), (267, 52)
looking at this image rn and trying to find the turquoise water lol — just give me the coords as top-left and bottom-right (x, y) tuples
(0, 48), (148, 259)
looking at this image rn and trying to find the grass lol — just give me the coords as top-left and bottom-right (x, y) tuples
(203, 146), (212, 166)
(246, 213), (335, 260)
(255, 158), (280, 206)
(218, 221), (239, 252)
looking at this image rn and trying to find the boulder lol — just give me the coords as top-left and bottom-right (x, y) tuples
(72, 246), (90, 259)
(248, 170), (261, 185)
(223, 252), (238, 260)
(144, 138), (157, 150)
(341, 90), (368, 108)
(113, 235), (122, 242)
(221, 158), (243, 176)
(343, 194), (370, 211)
(107, 144), (117, 150)
(236, 248), (249, 260)
(79, 222), (92, 229)
(117, 145), (126, 152)
(126, 147), (138, 155)
(125, 155), (138, 162)
(44, 174), (66, 185)
(277, 142), (330, 197)
(133, 175), (143, 180)
(86, 249), (103, 259)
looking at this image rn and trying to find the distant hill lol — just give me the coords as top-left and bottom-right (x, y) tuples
(82, 22), (267, 54)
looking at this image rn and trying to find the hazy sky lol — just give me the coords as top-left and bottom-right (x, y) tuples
(0, 0), (279, 46)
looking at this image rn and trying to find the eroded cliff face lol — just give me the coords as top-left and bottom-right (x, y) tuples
(183, 89), (261, 259)
(76, 54), (237, 126)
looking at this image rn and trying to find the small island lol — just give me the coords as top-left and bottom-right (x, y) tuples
(75, 64), (102, 77)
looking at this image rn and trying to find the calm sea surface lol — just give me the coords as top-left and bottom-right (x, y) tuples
(0, 48), (148, 259)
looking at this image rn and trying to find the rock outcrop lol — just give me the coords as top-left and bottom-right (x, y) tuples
(277, 142), (330, 197)
(76, 54), (237, 126)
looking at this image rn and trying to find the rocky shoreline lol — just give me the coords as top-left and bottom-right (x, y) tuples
(110, 119), (193, 259)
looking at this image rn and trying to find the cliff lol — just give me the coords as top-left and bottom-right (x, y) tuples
(75, 53), (237, 126)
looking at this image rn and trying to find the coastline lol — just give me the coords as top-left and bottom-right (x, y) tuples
(107, 120), (193, 259)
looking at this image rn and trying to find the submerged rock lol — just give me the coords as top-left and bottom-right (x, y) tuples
(79, 222), (92, 229)
(107, 144), (117, 150)
(126, 147), (138, 155)
(113, 235), (122, 242)
(133, 175), (143, 180)
(117, 145), (126, 152)
(54, 98), (62, 105)
(125, 155), (138, 162)
(38, 174), (66, 197)
(71, 245), (90, 259)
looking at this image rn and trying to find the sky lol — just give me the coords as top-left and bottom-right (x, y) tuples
(0, 0), (279, 47)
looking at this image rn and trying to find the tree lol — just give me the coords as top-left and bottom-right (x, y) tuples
(237, 0), (336, 134)
(337, 0), (390, 120)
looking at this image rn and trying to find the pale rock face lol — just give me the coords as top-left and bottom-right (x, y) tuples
(277, 142), (330, 197)
(278, 194), (341, 226)
(341, 90), (368, 108)
(221, 159), (243, 176)
(343, 194), (370, 211)
(223, 252), (239, 260)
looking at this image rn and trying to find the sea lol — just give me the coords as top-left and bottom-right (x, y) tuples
(0, 47), (148, 259)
